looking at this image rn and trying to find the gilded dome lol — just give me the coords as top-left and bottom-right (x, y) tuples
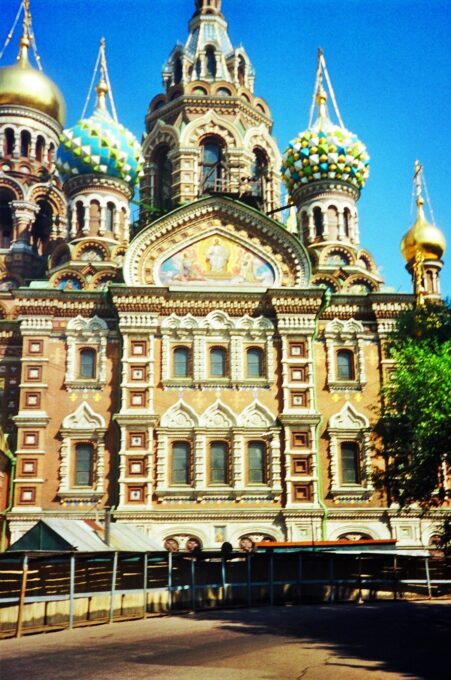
(400, 198), (446, 263)
(0, 42), (66, 125)
(281, 87), (369, 196)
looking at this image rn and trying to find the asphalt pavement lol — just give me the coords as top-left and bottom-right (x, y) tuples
(2, 602), (450, 679)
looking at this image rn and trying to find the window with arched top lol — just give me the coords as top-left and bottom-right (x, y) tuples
(76, 201), (85, 232)
(248, 441), (266, 484)
(32, 199), (53, 254)
(89, 200), (101, 232)
(20, 130), (31, 157)
(210, 441), (228, 484)
(200, 137), (223, 192)
(327, 206), (339, 240)
(313, 207), (324, 237)
(47, 143), (55, 165)
(79, 348), (97, 379)
(210, 346), (227, 377)
(173, 346), (190, 378)
(341, 442), (360, 485)
(174, 56), (183, 85)
(195, 58), (201, 79)
(251, 148), (268, 199)
(344, 208), (351, 238)
(154, 145), (172, 212)
(246, 347), (264, 378)
(336, 349), (355, 380)
(205, 46), (217, 78)
(4, 128), (14, 156)
(74, 443), (94, 487)
(105, 202), (115, 232)
(0, 189), (14, 249)
(238, 56), (246, 86)
(171, 441), (190, 484)
(35, 136), (45, 162)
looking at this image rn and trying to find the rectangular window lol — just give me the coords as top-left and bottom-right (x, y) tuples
(130, 365), (146, 381)
(26, 366), (42, 381)
(291, 367), (306, 382)
(292, 431), (309, 448)
(128, 459), (145, 476)
(173, 347), (190, 378)
(292, 457), (309, 475)
(128, 487), (144, 502)
(291, 391), (307, 407)
(172, 441), (190, 484)
(21, 459), (37, 476)
(293, 484), (311, 501)
(129, 432), (146, 448)
(341, 442), (360, 484)
(248, 441), (266, 484)
(19, 487), (36, 504)
(336, 349), (355, 381)
(25, 392), (41, 408)
(129, 391), (146, 407)
(210, 347), (227, 377)
(79, 348), (96, 379)
(74, 444), (93, 487)
(131, 341), (146, 356)
(28, 340), (43, 354)
(289, 342), (305, 357)
(23, 431), (38, 447)
(210, 441), (228, 484)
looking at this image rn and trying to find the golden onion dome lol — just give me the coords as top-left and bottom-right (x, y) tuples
(0, 38), (66, 125)
(401, 196), (446, 263)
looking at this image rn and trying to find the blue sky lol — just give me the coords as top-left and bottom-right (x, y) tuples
(1, 0), (449, 295)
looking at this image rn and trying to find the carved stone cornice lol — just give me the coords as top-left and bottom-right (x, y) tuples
(64, 174), (133, 200)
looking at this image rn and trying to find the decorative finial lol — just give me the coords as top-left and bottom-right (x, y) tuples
(96, 37), (109, 110)
(18, 0), (31, 64)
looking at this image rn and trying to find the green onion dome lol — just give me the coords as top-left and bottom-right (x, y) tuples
(56, 83), (143, 187)
(281, 89), (369, 196)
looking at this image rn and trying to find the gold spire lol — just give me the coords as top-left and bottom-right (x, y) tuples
(400, 161), (446, 263)
(96, 38), (109, 110)
(17, 0), (31, 65)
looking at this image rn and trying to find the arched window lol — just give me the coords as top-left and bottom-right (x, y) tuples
(154, 146), (172, 211)
(4, 128), (14, 155)
(76, 201), (85, 232)
(89, 200), (101, 232)
(174, 56), (183, 85)
(344, 208), (351, 238)
(217, 87), (231, 96)
(35, 136), (45, 162)
(251, 148), (268, 199)
(248, 441), (266, 483)
(341, 442), (360, 484)
(200, 138), (223, 192)
(327, 206), (339, 240)
(337, 349), (355, 380)
(205, 46), (217, 78)
(32, 199), (53, 254)
(313, 207), (324, 237)
(195, 58), (201, 79)
(210, 441), (228, 484)
(171, 441), (190, 484)
(173, 347), (190, 378)
(74, 443), (94, 486)
(79, 348), (96, 379)
(47, 143), (55, 165)
(247, 347), (264, 378)
(210, 346), (226, 377)
(105, 202), (115, 232)
(0, 189), (14, 249)
(238, 56), (246, 86)
(20, 130), (31, 157)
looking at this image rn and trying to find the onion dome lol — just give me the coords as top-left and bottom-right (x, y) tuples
(57, 80), (143, 187)
(401, 163), (446, 262)
(281, 84), (369, 196)
(0, 35), (65, 125)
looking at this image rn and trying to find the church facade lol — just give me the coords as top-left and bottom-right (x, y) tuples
(0, 0), (447, 550)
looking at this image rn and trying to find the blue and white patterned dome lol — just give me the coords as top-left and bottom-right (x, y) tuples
(57, 103), (143, 187)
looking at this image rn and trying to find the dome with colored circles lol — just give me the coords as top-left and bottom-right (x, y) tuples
(57, 87), (143, 187)
(281, 88), (370, 196)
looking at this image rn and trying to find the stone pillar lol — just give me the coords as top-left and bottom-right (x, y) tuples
(10, 201), (39, 247)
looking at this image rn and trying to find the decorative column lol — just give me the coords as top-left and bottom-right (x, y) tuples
(10, 201), (39, 246)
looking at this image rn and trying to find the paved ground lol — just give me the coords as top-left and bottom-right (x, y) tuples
(2, 602), (450, 679)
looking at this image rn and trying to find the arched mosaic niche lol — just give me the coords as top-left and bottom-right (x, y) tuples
(157, 234), (275, 287)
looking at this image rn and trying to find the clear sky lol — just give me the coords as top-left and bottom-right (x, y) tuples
(1, 0), (449, 295)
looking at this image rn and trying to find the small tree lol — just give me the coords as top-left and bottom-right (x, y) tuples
(374, 300), (451, 508)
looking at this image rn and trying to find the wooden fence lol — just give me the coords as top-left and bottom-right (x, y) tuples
(0, 549), (449, 638)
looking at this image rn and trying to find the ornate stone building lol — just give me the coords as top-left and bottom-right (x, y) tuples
(0, 0), (447, 549)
